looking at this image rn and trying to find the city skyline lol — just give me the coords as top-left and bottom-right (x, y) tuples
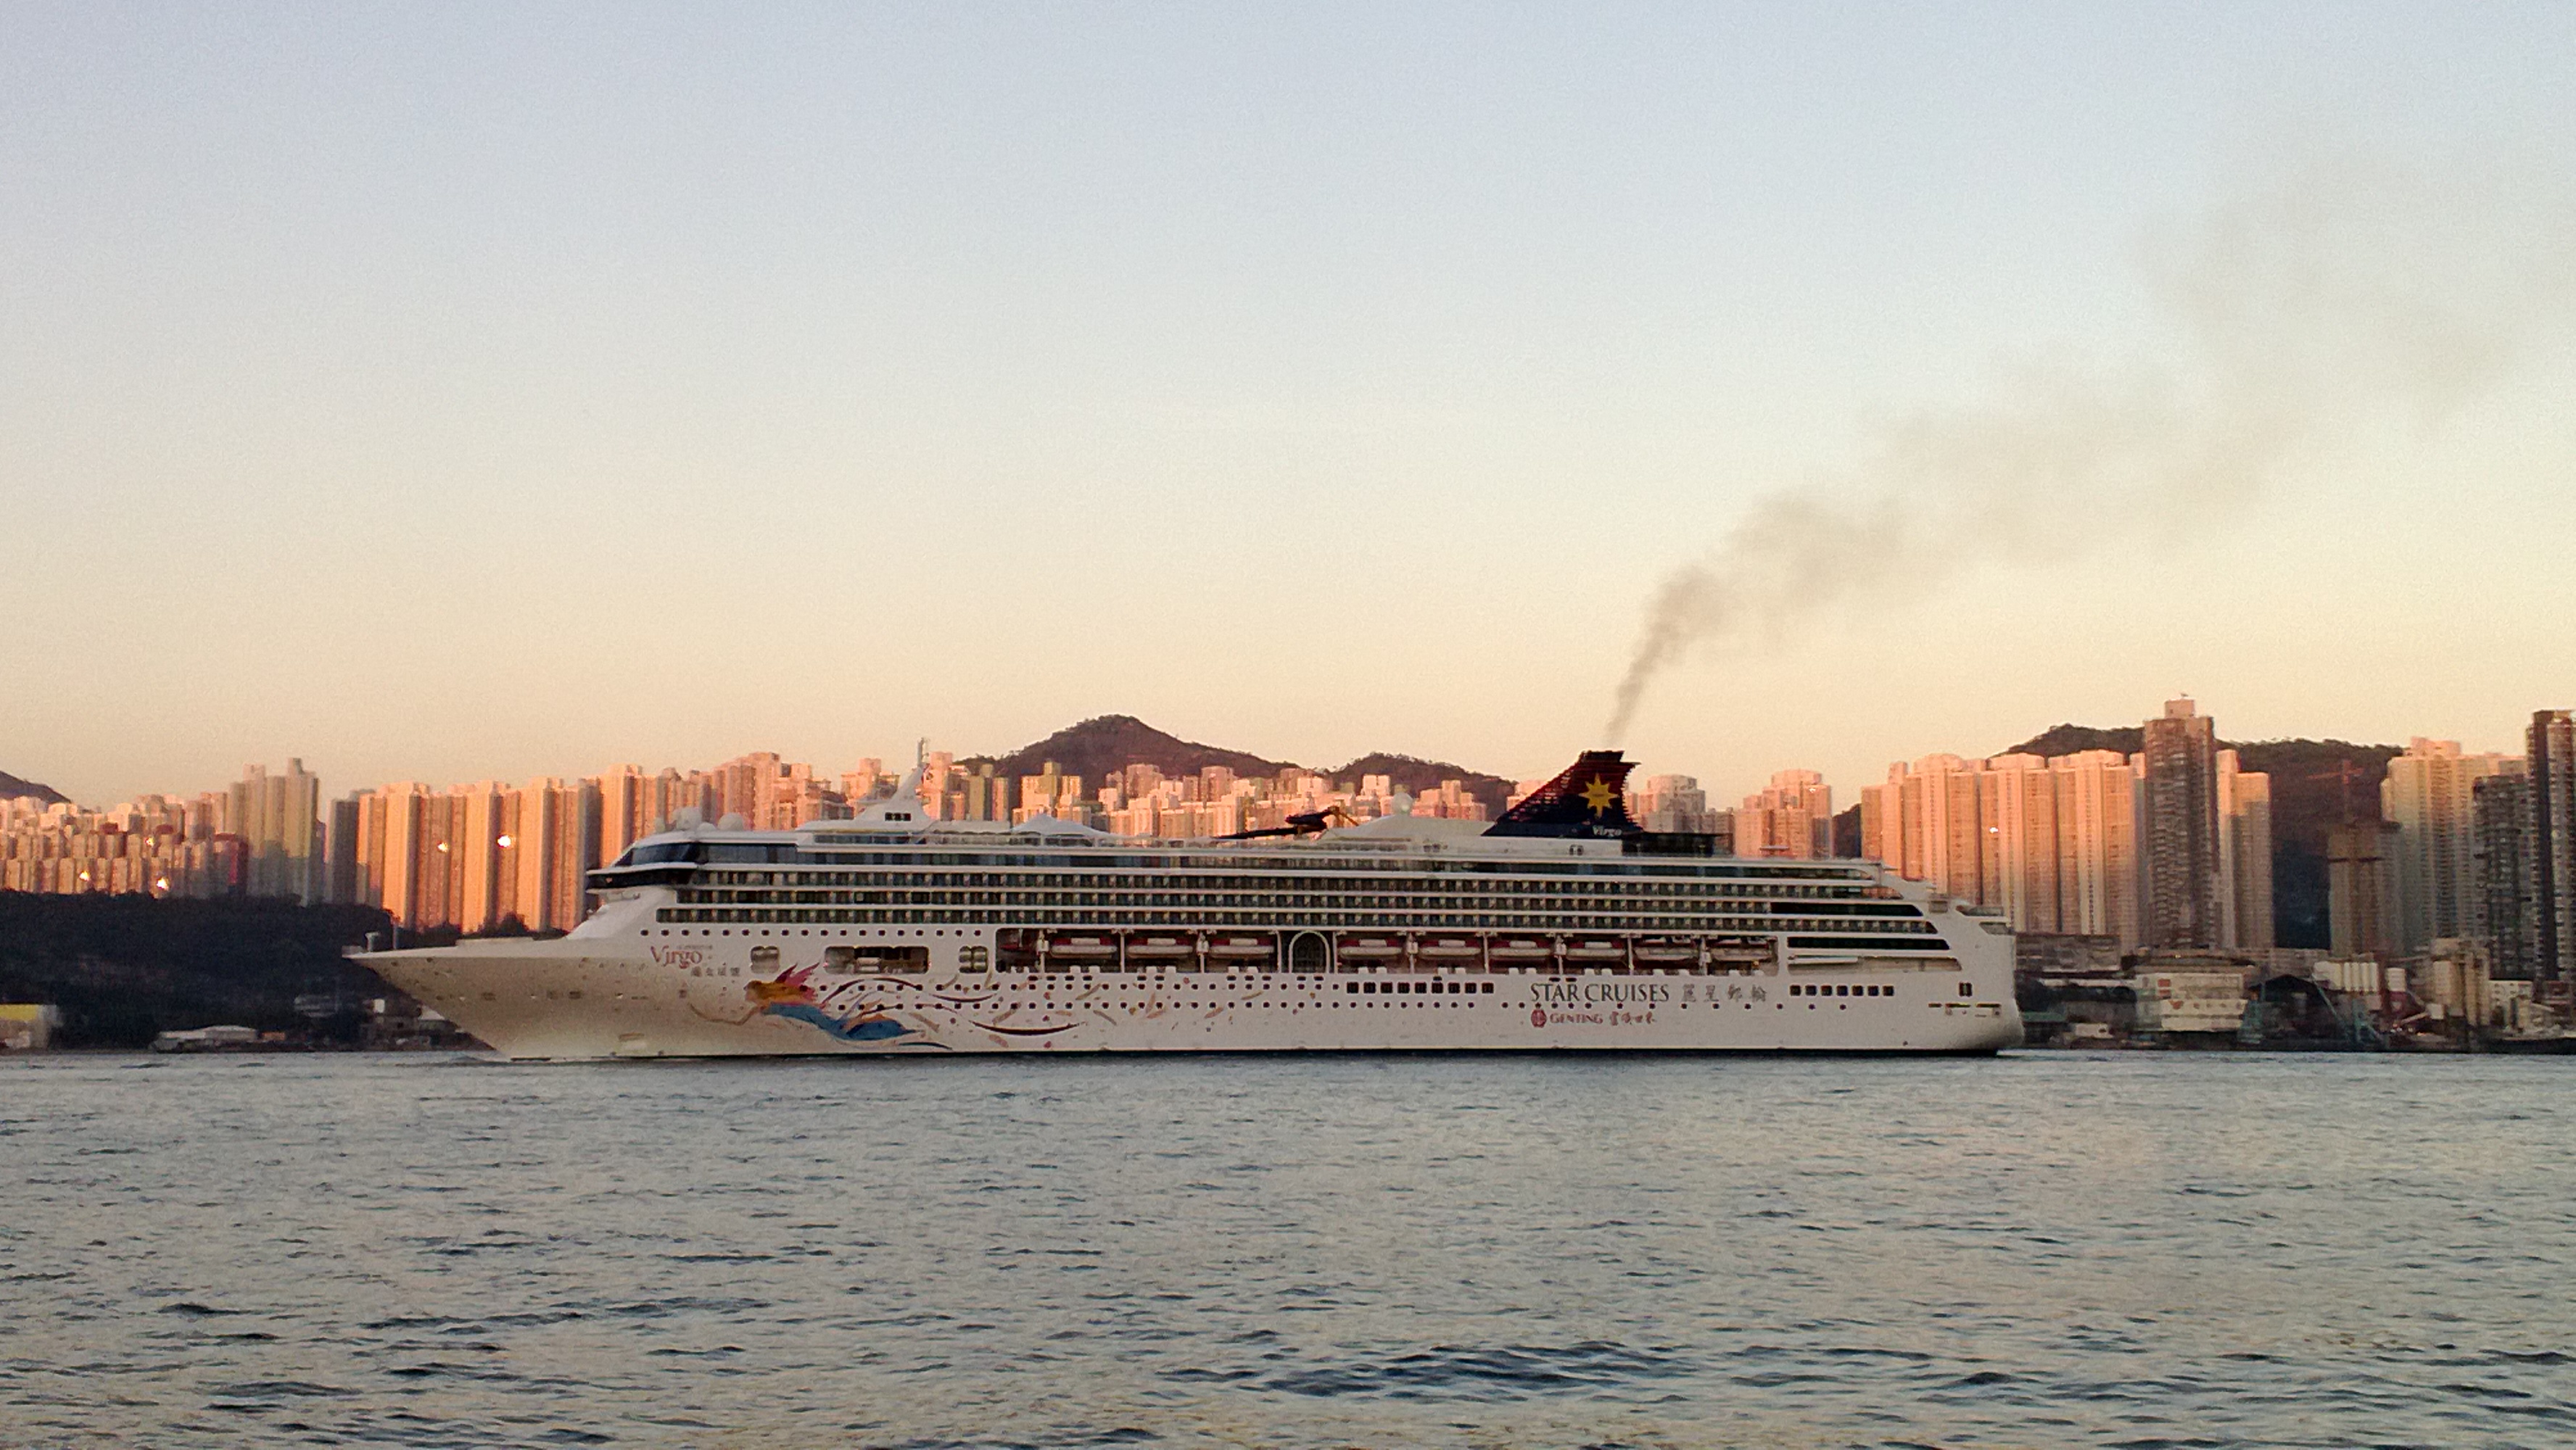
(20, 696), (2576, 1014)
(6, 7), (2575, 808)
(1, 692), (2551, 821)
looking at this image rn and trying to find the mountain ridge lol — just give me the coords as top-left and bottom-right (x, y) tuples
(0, 770), (69, 806)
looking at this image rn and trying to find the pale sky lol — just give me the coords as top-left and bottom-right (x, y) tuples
(5, 3), (2573, 808)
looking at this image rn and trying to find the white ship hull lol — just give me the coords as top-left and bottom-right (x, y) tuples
(368, 924), (2020, 1060)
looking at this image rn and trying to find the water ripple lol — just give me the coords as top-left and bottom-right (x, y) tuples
(2, 1051), (2572, 1447)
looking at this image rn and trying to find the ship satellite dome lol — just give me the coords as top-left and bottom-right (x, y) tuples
(718, 812), (748, 830)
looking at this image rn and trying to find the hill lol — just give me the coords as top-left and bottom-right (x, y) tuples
(965, 716), (1516, 816)
(0, 893), (399, 1047)
(967, 716), (1290, 789)
(2002, 725), (2401, 950)
(2229, 738), (2404, 950)
(0, 770), (69, 806)
(2003, 724), (2142, 759)
(1321, 753), (1516, 818)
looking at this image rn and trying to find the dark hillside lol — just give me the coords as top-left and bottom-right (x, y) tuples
(1324, 753), (1516, 817)
(968, 716), (1289, 787)
(0, 893), (395, 1047)
(1, 769), (70, 806)
(2003, 724), (2143, 759)
(2230, 739), (2402, 949)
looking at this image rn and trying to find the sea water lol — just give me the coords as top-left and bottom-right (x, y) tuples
(3, 1051), (2570, 1447)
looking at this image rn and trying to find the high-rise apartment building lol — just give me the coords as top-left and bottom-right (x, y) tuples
(2529, 710), (2576, 982)
(455, 783), (512, 934)
(1630, 774), (1719, 834)
(1015, 763), (1084, 824)
(2053, 750), (2139, 945)
(2217, 749), (2274, 952)
(373, 783), (430, 930)
(324, 794), (363, 905)
(1978, 755), (2059, 934)
(1792, 708), (2278, 953)
(1883, 755), (1981, 898)
(2474, 771), (2538, 978)
(645, 768), (711, 833)
(1859, 779), (1896, 866)
(920, 752), (956, 821)
(230, 761), (321, 903)
(2381, 739), (2519, 957)
(1737, 770), (1830, 859)
(598, 764), (648, 866)
(2139, 699), (2221, 949)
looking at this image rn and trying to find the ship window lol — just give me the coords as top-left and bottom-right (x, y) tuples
(1958, 980), (1975, 997)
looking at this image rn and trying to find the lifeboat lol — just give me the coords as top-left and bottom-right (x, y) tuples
(1044, 933), (1118, 960)
(1123, 935), (1195, 961)
(1334, 935), (1403, 961)
(1632, 937), (1698, 966)
(1206, 935), (1277, 960)
(1417, 937), (1482, 961)
(1565, 937), (1629, 964)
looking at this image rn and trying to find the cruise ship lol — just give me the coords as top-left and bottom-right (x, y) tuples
(361, 752), (2021, 1059)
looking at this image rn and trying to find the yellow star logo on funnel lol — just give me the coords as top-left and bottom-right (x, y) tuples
(1580, 777), (1617, 816)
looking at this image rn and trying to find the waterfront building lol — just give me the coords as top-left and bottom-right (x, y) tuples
(324, 794), (363, 904)
(1978, 755), (2059, 934)
(2053, 750), (2139, 946)
(2217, 750), (2274, 952)
(226, 761), (323, 903)
(2327, 820), (2401, 961)
(1828, 705), (2274, 955)
(2474, 771), (2538, 978)
(2139, 699), (2221, 950)
(0, 1003), (62, 1051)
(2530, 710), (2576, 984)
(2131, 957), (2251, 1038)
(2382, 740), (2520, 958)
(2418, 937), (2491, 1028)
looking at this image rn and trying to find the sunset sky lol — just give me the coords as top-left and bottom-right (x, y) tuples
(6, 4), (2573, 807)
